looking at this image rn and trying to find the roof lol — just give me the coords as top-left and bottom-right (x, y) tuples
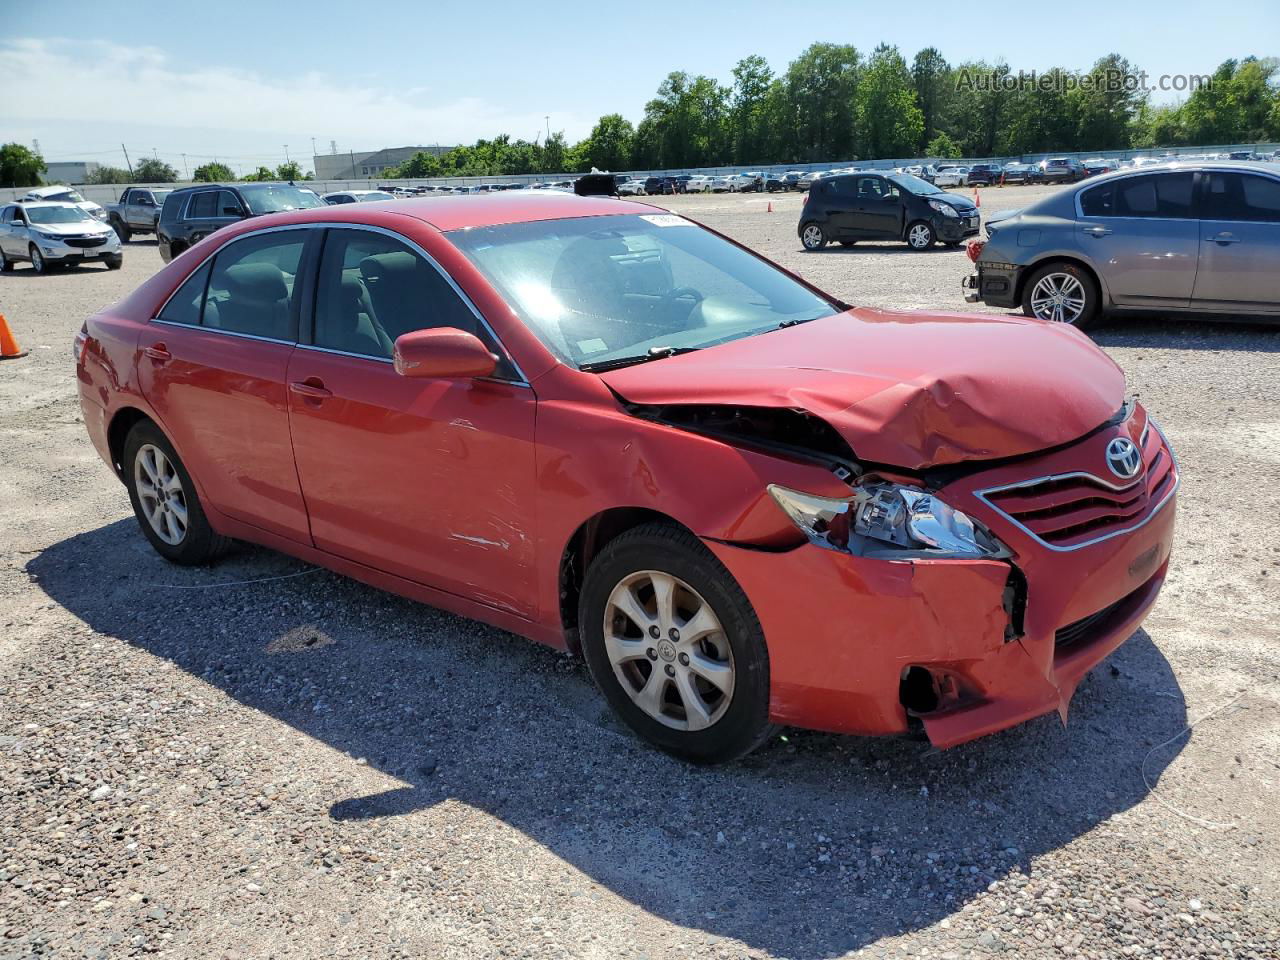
(8, 200), (78, 209)
(301, 192), (658, 231)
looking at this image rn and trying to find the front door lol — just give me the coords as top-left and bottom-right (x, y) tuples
(1075, 172), (1198, 308)
(849, 176), (902, 238)
(285, 227), (539, 618)
(138, 229), (313, 542)
(1192, 170), (1280, 313)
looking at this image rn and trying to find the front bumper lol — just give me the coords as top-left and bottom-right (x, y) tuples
(963, 261), (1021, 308)
(935, 214), (980, 243)
(705, 413), (1177, 748)
(34, 235), (121, 262)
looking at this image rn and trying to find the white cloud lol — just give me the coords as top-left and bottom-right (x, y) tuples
(1, 38), (595, 158)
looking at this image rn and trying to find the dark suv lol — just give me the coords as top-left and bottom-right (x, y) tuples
(1037, 158), (1085, 183)
(157, 182), (324, 262)
(798, 171), (980, 251)
(966, 163), (1004, 186)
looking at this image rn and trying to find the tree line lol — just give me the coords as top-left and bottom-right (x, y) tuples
(387, 48), (1278, 178)
(0, 148), (311, 189)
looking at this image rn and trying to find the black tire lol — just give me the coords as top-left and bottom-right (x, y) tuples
(122, 420), (233, 565)
(0, 247), (11, 273)
(1020, 261), (1101, 330)
(579, 522), (777, 763)
(105, 256), (123, 270)
(905, 221), (935, 250)
(839, 240), (857, 247)
(111, 218), (131, 243)
(29, 245), (46, 274)
(800, 222), (827, 251)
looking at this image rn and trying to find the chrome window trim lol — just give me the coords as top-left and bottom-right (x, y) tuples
(150, 317), (295, 347)
(150, 220), (530, 386)
(973, 421), (1178, 553)
(1073, 166), (1280, 220)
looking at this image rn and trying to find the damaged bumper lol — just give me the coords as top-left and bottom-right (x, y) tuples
(704, 414), (1178, 748)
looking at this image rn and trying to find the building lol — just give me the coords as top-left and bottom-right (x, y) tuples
(43, 161), (101, 184)
(312, 145), (455, 180)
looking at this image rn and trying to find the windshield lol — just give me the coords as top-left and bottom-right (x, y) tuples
(27, 206), (95, 225)
(360, 192), (395, 202)
(886, 172), (943, 195)
(450, 214), (839, 370)
(236, 184), (324, 214)
(153, 190), (172, 202)
(43, 190), (86, 203)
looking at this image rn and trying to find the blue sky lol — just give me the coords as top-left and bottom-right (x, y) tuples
(2, 0), (1275, 176)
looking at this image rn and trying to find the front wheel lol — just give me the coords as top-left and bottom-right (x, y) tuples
(1021, 262), (1100, 329)
(105, 256), (123, 270)
(123, 421), (232, 565)
(580, 523), (776, 763)
(800, 222), (827, 251)
(906, 221), (935, 250)
(29, 245), (46, 274)
(111, 218), (131, 243)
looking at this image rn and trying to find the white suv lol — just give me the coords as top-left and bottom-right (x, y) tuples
(22, 185), (108, 222)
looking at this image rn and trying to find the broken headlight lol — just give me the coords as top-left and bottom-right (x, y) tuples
(767, 482), (1009, 559)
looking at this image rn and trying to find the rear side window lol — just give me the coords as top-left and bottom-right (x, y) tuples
(188, 192), (218, 219)
(1201, 173), (1280, 222)
(157, 262), (211, 326)
(1080, 173), (1193, 218)
(159, 192), (183, 224)
(203, 231), (307, 341)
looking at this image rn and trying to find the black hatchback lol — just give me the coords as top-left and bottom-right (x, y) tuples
(157, 182), (324, 262)
(798, 172), (980, 251)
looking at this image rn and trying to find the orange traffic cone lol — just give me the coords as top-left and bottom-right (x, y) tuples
(0, 314), (28, 360)
(973, 185), (981, 208)
(767, 201), (773, 213)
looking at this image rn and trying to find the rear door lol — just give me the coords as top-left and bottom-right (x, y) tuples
(1074, 172), (1198, 308)
(1192, 170), (1280, 313)
(138, 228), (314, 542)
(285, 227), (539, 617)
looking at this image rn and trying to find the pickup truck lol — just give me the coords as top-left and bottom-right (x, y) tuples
(105, 187), (172, 242)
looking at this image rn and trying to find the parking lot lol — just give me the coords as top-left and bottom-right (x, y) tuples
(2, 184), (1278, 959)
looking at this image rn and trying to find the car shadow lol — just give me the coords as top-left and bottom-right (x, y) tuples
(805, 243), (966, 255)
(28, 521), (1188, 958)
(1094, 317), (1280, 347)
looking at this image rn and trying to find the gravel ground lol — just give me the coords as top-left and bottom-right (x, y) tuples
(1, 187), (1278, 959)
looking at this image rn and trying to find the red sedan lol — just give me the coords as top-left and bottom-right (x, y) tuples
(75, 194), (1178, 762)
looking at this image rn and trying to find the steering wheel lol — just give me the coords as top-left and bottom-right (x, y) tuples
(662, 286), (704, 307)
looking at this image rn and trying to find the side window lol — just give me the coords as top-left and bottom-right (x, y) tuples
(203, 231), (307, 340)
(1204, 173), (1280, 222)
(157, 261), (211, 326)
(217, 191), (244, 217)
(1, 207), (13, 224)
(312, 229), (512, 374)
(855, 177), (882, 199)
(1080, 182), (1114, 217)
(188, 192), (218, 219)
(1111, 173), (1193, 218)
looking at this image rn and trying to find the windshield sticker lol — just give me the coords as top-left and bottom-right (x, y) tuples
(576, 338), (608, 354)
(639, 214), (692, 228)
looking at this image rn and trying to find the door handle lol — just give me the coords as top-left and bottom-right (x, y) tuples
(1083, 226), (1112, 237)
(1206, 233), (1241, 245)
(290, 379), (332, 400)
(143, 344), (171, 362)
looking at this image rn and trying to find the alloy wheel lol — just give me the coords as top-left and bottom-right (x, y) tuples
(1029, 272), (1087, 324)
(908, 224), (933, 248)
(603, 570), (735, 732)
(30, 247), (44, 273)
(801, 224), (824, 250)
(134, 443), (189, 545)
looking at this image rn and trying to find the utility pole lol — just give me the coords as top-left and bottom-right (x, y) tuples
(181, 153), (189, 179)
(283, 145), (290, 164)
(121, 144), (134, 180)
(152, 147), (159, 160)
(545, 116), (550, 142)
(311, 137), (317, 158)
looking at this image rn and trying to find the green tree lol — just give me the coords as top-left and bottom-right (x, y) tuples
(192, 161), (234, 182)
(242, 166), (275, 182)
(1068, 54), (1144, 151)
(925, 132), (962, 158)
(88, 166), (133, 185)
(948, 61), (1011, 156)
(276, 160), (303, 181)
(0, 143), (45, 187)
(911, 48), (951, 152)
(578, 113), (635, 171)
(857, 44), (924, 159)
(134, 157), (179, 182)
(729, 54), (774, 164)
(783, 43), (861, 161)
(999, 67), (1076, 154)
(393, 151), (444, 178)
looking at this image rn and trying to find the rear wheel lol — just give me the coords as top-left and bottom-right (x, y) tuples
(800, 222), (827, 251)
(906, 221), (935, 250)
(580, 523), (776, 763)
(0, 248), (11, 273)
(1021, 261), (1101, 329)
(123, 421), (232, 565)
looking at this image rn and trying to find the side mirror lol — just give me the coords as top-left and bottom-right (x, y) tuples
(393, 327), (497, 379)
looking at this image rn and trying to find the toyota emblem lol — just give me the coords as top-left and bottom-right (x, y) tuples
(1105, 437), (1142, 479)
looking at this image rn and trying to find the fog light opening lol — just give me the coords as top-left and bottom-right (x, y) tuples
(900, 666), (940, 715)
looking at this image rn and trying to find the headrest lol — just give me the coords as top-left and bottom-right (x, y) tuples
(224, 262), (287, 302)
(338, 276), (366, 305)
(359, 251), (417, 282)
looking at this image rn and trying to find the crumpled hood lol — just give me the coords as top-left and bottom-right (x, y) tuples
(600, 308), (1125, 470)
